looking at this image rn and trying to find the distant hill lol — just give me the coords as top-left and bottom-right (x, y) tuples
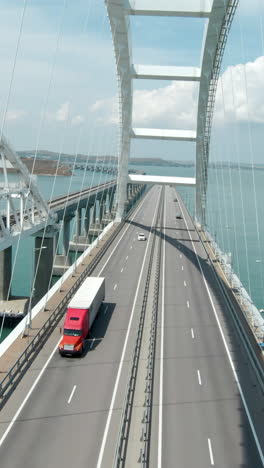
(17, 150), (195, 168)
(16, 150), (264, 171)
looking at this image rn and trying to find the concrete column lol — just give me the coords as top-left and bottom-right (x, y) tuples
(76, 208), (82, 237)
(92, 201), (97, 224)
(62, 216), (71, 255)
(84, 204), (92, 234)
(0, 247), (12, 300)
(34, 236), (54, 302)
(99, 197), (105, 223)
(109, 189), (115, 213)
(53, 217), (72, 276)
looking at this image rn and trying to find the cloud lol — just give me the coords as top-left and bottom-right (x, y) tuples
(6, 109), (26, 121)
(90, 97), (119, 124)
(215, 56), (264, 124)
(133, 82), (198, 128)
(55, 102), (70, 122)
(91, 81), (199, 129)
(90, 56), (264, 130)
(71, 114), (84, 126)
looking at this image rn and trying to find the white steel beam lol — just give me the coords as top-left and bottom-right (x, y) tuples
(132, 65), (201, 81)
(128, 174), (196, 186)
(106, 0), (133, 220)
(127, 0), (212, 17)
(131, 128), (196, 141)
(0, 136), (52, 220)
(196, 0), (238, 224)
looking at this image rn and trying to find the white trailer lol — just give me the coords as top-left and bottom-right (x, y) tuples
(68, 276), (105, 328)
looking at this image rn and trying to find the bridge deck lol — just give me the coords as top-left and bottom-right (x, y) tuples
(0, 186), (263, 467)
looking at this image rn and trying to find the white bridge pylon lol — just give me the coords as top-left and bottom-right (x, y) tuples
(106, 0), (238, 224)
(0, 136), (56, 251)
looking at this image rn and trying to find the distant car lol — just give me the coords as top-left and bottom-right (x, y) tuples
(174, 198), (178, 202)
(175, 212), (182, 219)
(138, 233), (146, 241)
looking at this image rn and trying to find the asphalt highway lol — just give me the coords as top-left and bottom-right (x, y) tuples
(0, 185), (263, 468)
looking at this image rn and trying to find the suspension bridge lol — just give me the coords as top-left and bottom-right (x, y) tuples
(0, 1), (263, 467)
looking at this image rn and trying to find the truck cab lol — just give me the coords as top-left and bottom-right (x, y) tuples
(59, 308), (88, 356)
(58, 276), (105, 357)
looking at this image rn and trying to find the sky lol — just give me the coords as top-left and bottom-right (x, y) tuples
(0, 0), (264, 162)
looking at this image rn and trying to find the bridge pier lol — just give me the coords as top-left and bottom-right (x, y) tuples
(53, 215), (72, 276)
(76, 208), (82, 237)
(92, 202), (97, 224)
(109, 187), (115, 215)
(0, 246), (12, 300)
(69, 204), (93, 253)
(84, 204), (93, 233)
(98, 195), (108, 227)
(33, 234), (55, 302)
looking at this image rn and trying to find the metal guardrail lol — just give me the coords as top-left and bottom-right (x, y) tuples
(113, 188), (164, 467)
(0, 188), (146, 405)
(196, 226), (264, 394)
(140, 198), (162, 468)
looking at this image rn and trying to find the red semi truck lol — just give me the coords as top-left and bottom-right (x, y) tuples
(59, 276), (105, 356)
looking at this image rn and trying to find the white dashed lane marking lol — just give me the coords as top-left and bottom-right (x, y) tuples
(208, 438), (215, 465)
(67, 385), (77, 404)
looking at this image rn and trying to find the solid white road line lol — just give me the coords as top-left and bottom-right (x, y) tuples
(191, 328), (195, 339)
(113, 284), (117, 290)
(178, 197), (264, 465)
(208, 438), (215, 465)
(158, 187), (166, 468)
(0, 338), (61, 448)
(67, 385), (77, 404)
(187, 300), (190, 308)
(96, 190), (162, 468)
(197, 370), (202, 386)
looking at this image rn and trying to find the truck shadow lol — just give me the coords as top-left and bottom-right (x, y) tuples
(82, 302), (115, 355)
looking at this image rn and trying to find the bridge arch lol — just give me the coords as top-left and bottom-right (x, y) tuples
(105, 0), (239, 224)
